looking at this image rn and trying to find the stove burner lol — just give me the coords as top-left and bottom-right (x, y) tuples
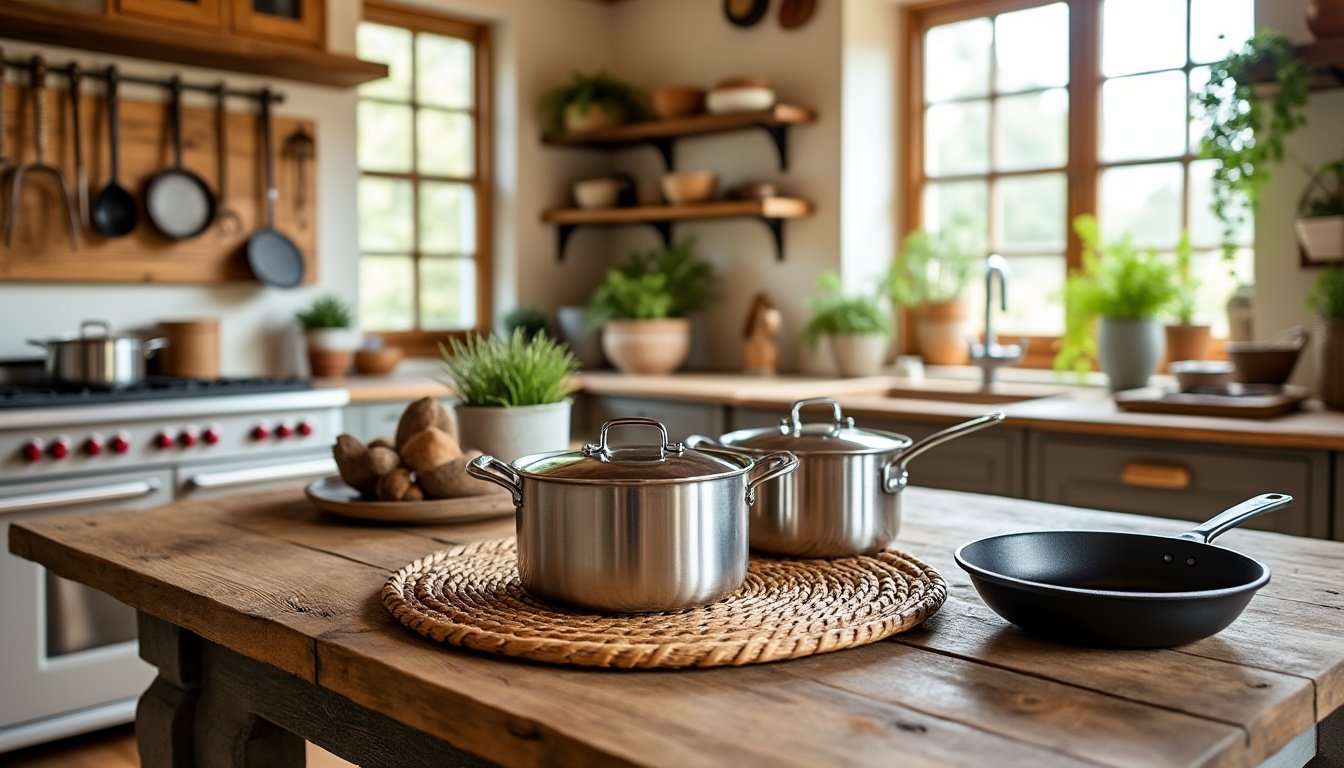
(0, 377), (312, 410)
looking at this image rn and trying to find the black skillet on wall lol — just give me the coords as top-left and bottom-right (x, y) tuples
(145, 76), (216, 240)
(724, 0), (770, 27)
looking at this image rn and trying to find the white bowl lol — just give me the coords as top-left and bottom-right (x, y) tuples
(706, 86), (776, 114)
(572, 178), (621, 209)
(660, 171), (718, 205)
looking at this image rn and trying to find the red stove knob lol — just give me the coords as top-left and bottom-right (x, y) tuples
(155, 431), (175, 450)
(85, 434), (105, 456)
(179, 429), (198, 448)
(110, 433), (131, 454)
(252, 424), (271, 441)
(275, 422), (294, 439)
(49, 437), (71, 460)
(203, 426), (222, 445)
(22, 439), (44, 463)
(297, 420), (314, 437)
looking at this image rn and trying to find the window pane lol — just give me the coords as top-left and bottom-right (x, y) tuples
(420, 182), (476, 254)
(1189, 158), (1252, 247)
(1190, 0), (1253, 64)
(1099, 163), (1183, 248)
(996, 89), (1068, 171)
(923, 180), (989, 254)
(417, 33), (473, 109)
(1188, 66), (1213, 155)
(358, 178), (414, 252)
(995, 3), (1068, 92)
(420, 258), (476, 330)
(1102, 0), (1186, 77)
(925, 101), (989, 176)
(417, 109), (474, 177)
(925, 18), (992, 102)
(357, 101), (412, 173)
(998, 173), (1067, 252)
(1101, 71), (1186, 162)
(357, 23), (412, 101)
(360, 255), (414, 331)
(966, 254), (1065, 335)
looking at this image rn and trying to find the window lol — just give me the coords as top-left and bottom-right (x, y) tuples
(356, 2), (491, 355)
(907, 0), (1255, 359)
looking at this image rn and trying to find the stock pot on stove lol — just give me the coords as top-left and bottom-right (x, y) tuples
(28, 320), (168, 388)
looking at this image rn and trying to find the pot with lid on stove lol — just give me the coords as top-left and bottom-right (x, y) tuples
(27, 320), (168, 388)
(467, 417), (798, 613)
(689, 398), (1005, 558)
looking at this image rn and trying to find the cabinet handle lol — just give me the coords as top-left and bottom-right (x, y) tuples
(1121, 461), (1191, 491)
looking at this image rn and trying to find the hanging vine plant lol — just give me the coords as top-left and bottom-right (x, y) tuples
(1194, 30), (1311, 262)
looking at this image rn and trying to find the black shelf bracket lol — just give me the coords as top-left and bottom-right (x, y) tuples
(1331, 63), (1344, 86)
(649, 221), (674, 247)
(759, 217), (785, 261)
(756, 124), (790, 171)
(646, 138), (676, 171)
(554, 220), (674, 261)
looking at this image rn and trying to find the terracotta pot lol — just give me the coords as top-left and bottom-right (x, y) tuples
(308, 349), (352, 379)
(1163, 324), (1213, 367)
(601, 318), (691, 375)
(1308, 0), (1344, 38)
(915, 300), (971, 365)
(563, 103), (626, 133)
(1318, 317), (1344, 410)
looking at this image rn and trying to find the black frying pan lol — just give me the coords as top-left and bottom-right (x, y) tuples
(245, 88), (305, 288)
(146, 76), (215, 240)
(954, 493), (1292, 648)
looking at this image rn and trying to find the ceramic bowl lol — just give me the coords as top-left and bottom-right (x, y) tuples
(653, 86), (707, 119)
(354, 346), (404, 375)
(706, 86), (776, 114)
(661, 171), (718, 205)
(1227, 327), (1309, 386)
(1170, 360), (1234, 393)
(573, 178), (622, 209)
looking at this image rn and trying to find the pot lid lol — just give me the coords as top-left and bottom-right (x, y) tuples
(717, 398), (912, 455)
(36, 320), (144, 343)
(514, 417), (751, 483)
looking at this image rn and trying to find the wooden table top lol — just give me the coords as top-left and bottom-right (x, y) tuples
(10, 488), (1344, 767)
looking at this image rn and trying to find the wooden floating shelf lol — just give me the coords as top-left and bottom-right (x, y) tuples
(542, 105), (816, 171)
(541, 197), (814, 261)
(0, 4), (387, 88)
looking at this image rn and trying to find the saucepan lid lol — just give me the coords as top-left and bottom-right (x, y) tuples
(715, 398), (914, 455)
(513, 417), (752, 484)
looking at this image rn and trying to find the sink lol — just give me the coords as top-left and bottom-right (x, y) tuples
(859, 382), (1068, 405)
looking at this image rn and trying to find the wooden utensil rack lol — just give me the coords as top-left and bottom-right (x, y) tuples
(0, 55), (316, 285)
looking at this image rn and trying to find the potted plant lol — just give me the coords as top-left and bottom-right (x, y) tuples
(1165, 232), (1213, 364)
(588, 238), (715, 375)
(540, 71), (649, 135)
(438, 330), (579, 460)
(296, 294), (358, 379)
(1055, 216), (1180, 392)
(1295, 160), (1344, 263)
(1308, 265), (1344, 409)
(503, 306), (550, 340)
(803, 272), (892, 378)
(888, 229), (978, 365)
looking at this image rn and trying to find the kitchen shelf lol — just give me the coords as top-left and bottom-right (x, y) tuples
(540, 197), (814, 261)
(1248, 36), (1344, 90)
(542, 105), (816, 171)
(0, 3), (387, 88)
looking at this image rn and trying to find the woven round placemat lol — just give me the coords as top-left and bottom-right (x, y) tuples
(382, 538), (947, 669)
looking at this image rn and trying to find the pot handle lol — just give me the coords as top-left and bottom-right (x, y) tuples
(25, 339), (48, 350)
(143, 338), (170, 357)
(744, 451), (799, 506)
(466, 455), (524, 506)
(80, 320), (111, 338)
(1176, 493), (1293, 544)
(684, 434), (723, 449)
(583, 417), (684, 463)
(784, 397), (854, 436)
(881, 412), (1005, 494)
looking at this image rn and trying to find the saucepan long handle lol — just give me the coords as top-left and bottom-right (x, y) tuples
(1177, 493), (1293, 544)
(466, 455), (524, 506)
(882, 412), (1005, 494)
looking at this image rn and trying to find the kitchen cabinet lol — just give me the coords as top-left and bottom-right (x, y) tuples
(729, 408), (1027, 498)
(579, 395), (726, 445)
(117, 0), (223, 28)
(1028, 432), (1331, 538)
(230, 0), (324, 47)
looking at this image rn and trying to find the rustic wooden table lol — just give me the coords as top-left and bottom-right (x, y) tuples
(9, 487), (1344, 768)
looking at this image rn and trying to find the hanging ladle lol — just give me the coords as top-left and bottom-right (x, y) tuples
(90, 65), (138, 237)
(5, 55), (80, 249)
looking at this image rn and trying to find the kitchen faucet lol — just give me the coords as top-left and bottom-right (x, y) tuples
(968, 254), (1025, 389)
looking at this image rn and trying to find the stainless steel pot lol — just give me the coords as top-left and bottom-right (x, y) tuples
(27, 320), (168, 388)
(692, 398), (1004, 558)
(467, 417), (798, 613)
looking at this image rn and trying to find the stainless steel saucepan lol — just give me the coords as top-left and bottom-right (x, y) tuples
(690, 398), (1004, 558)
(28, 320), (168, 388)
(467, 417), (798, 613)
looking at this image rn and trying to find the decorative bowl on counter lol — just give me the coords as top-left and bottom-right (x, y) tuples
(1170, 359), (1234, 392)
(706, 77), (775, 114)
(572, 177), (623, 209)
(661, 170), (718, 205)
(355, 346), (404, 375)
(653, 85), (706, 119)
(1227, 327), (1309, 386)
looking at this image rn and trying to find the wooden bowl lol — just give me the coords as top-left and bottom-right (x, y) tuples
(653, 86), (706, 119)
(661, 171), (718, 205)
(355, 347), (404, 375)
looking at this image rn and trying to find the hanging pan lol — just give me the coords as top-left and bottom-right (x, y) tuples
(146, 76), (215, 240)
(245, 88), (305, 288)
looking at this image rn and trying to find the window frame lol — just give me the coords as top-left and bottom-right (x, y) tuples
(359, 1), (493, 357)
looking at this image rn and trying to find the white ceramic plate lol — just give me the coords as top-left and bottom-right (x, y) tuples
(304, 476), (514, 525)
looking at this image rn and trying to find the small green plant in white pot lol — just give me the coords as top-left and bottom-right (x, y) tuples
(439, 330), (579, 461)
(803, 272), (892, 378)
(1295, 160), (1344, 263)
(296, 294), (358, 378)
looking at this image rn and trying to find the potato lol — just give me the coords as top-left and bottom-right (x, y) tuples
(401, 484), (424, 502)
(399, 426), (463, 474)
(332, 434), (378, 496)
(368, 445), (401, 477)
(368, 437), (396, 451)
(376, 468), (415, 502)
(395, 397), (456, 449)
(418, 450), (506, 499)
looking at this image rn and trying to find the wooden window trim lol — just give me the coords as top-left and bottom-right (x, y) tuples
(360, 1), (492, 358)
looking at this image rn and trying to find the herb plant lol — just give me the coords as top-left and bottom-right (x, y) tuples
(587, 238), (716, 328)
(503, 306), (550, 340)
(887, 228), (979, 306)
(540, 71), (649, 135)
(1171, 231), (1199, 326)
(439, 330), (578, 408)
(1308, 266), (1344, 318)
(296, 294), (353, 330)
(1055, 216), (1180, 376)
(1302, 160), (1344, 218)
(803, 272), (891, 347)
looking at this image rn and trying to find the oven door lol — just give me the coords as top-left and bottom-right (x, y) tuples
(0, 469), (171, 752)
(176, 451), (336, 501)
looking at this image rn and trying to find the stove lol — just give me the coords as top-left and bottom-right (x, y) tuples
(0, 366), (349, 753)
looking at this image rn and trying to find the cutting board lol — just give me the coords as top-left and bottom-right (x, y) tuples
(1114, 386), (1308, 419)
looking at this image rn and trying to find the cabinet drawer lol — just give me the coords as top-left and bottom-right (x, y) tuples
(582, 397), (725, 444)
(730, 408), (1025, 498)
(1030, 433), (1330, 537)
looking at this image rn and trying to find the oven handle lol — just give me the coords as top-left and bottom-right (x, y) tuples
(0, 478), (163, 515)
(186, 458), (337, 489)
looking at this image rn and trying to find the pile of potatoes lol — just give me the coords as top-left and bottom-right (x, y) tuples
(333, 397), (501, 502)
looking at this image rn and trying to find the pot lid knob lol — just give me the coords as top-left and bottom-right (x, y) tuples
(784, 398), (855, 437)
(583, 417), (685, 464)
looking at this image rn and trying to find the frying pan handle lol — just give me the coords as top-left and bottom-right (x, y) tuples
(1177, 493), (1294, 544)
(882, 412), (1005, 494)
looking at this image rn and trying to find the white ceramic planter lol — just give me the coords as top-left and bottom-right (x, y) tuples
(601, 318), (691, 375)
(455, 400), (572, 463)
(830, 333), (887, 378)
(1295, 215), (1344, 263)
(797, 334), (838, 377)
(304, 328), (361, 352)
